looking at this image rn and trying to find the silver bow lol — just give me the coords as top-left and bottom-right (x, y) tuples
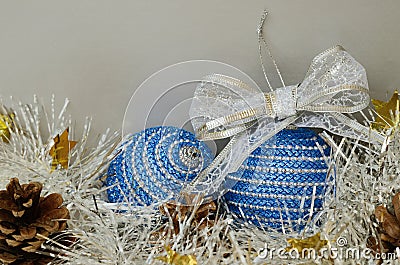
(187, 45), (385, 196)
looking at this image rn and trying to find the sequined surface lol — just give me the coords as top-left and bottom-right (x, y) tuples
(224, 128), (333, 232)
(106, 126), (214, 205)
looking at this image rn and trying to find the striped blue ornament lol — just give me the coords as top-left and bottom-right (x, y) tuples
(105, 126), (214, 206)
(224, 128), (333, 232)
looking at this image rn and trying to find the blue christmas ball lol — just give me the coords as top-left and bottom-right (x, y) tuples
(223, 128), (333, 232)
(105, 126), (214, 205)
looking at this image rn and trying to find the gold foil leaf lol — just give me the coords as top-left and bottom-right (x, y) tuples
(49, 128), (77, 170)
(372, 90), (399, 131)
(155, 245), (197, 265)
(0, 113), (14, 143)
(286, 232), (328, 253)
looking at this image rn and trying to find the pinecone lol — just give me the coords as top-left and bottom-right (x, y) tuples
(159, 193), (217, 234)
(0, 178), (70, 264)
(368, 192), (400, 254)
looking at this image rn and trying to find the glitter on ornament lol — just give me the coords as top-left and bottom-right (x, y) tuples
(223, 128), (334, 232)
(105, 126), (214, 205)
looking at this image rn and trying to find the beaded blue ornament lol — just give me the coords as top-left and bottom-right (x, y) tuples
(223, 128), (333, 232)
(105, 126), (214, 205)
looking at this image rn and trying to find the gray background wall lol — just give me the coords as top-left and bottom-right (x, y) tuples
(0, 1), (399, 137)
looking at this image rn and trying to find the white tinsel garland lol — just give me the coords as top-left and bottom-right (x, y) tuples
(0, 96), (398, 265)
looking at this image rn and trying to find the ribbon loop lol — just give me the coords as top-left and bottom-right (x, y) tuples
(191, 46), (377, 143)
(296, 45), (370, 113)
(190, 74), (266, 141)
(187, 45), (385, 197)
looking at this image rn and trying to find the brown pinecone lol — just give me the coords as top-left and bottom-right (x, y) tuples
(159, 193), (217, 234)
(368, 192), (400, 254)
(0, 178), (70, 264)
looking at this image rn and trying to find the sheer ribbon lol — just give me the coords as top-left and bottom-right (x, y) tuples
(186, 45), (384, 197)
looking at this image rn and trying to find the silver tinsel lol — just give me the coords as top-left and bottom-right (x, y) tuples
(0, 97), (397, 264)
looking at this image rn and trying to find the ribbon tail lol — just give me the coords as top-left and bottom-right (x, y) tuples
(330, 112), (386, 143)
(183, 115), (298, 198)
(293, 112), (385, 144)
